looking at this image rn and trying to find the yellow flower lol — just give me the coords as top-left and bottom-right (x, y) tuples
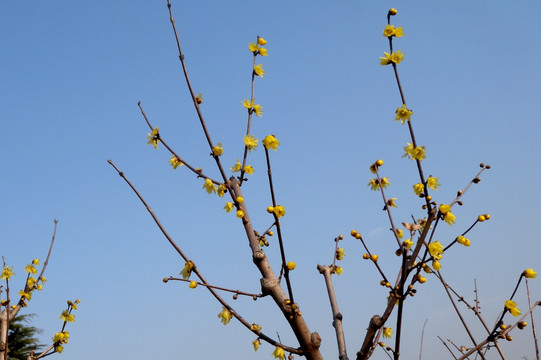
(388, 8), (398, 16)
(413, 183), (424, 196)
(333, 265), (343, 275)
(439, 204), (451, 214)
(252, 339), (261, 351)
(53, 331), (69, 343)
(236, 210), (245, 218)
(383, 327), (393, 338)
(394, 104), (413, 124)
(249, 42), (259, 52)
(1, 265), (14, 280)
(253, 64), (266, 77)
(212, 143), (224, 156)
(387, 198), (398, 208)
(286, 261), (296, 270)
(258, 47), (268, 56)
(146, 127), (160, 149)
(195, 93), (203, 104)
(25, 264), (37, 274)
(218, 306), (233, 325)
(189, 281), (197, 289)
(244, 135), (258, 151)
(368, 177), (390, 191)
(231, 160), (242, 172)
(253, 104), (263, 116)
(180, 261), (194, 280)
(395, 229), (404, 239)
(505, 300), (521, 316)
(524, 269), (537, 279)
(244, 165), (255, 174)
(224, 202), (234, 212)
(428, 241), (444, 260)
(32, 259), (40, 265)
(169, 156), (183, 169)
(257, 37), (267, 45)
(262, 135), (280, 150)
(59, 310), (75, 323)
(402, 142), (426, 161)
(427, 176), (440, 190)
(380, 50), (404, 65)
(336, 248), (346, 260)
(19, 290), (32, 300)
(250, 323), (262, 331)
(272, 346), (285, 360)
(443, 212), (456, 226)
(243, 99), (254, 109)
(403, 239), (414, 249)
(369, 159), (384, 174)
(273, 205), (286, 218)
(203, 178), (217, 194)
(217, 184), (227, 197)
(236, 196), (244, 203)
(432, 260), (441, 271)
(383, 25), (404, 38)
(55, 345), (64, 353)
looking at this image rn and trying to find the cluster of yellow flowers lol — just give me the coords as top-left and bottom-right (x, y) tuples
(54, 299), (80, 353)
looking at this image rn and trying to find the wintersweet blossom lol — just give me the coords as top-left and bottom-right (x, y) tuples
(402, 143), (426, 161)
(413, 183), (424, 196)
(217, 184), (227, 197)
(456, 236), (471, 247)
(180, 261), (194, 279)
(253, 104), (263, 116)
(231, 160), (242, 173)
(249, 43), (259, 52)
(146, 127), (159, 149)
(1, 265), (14, 280)
(383, 327), (393, 338)
(244, 165), (255, 174)
(336, 248), (346, 260)
(253, 64), (266, 77)
(387, 198), (398, 208)
(218, 307), (233, 325)
(443, 212), (456, 226)
(432, 260), (441, 271)
(505, 300), (521, 316)
(59, 310), (75, 323)
(273, 205), (286, 218)
(169, 156), (183, 169)
(286, 262), (296, 270)
(383, 24), (404, 38)
(257, 37), (267, 45)
(403, 239), (414, 249)
(250, 323), (262, 332)
(203, 178), (217, 194)
(332, 266), (343, 275)
(428, 241), (444, 260)
(252, 339), (261, 351)
(25, 264), (37, 274)
(212, 143), (224, 156)
(224, 202), (234, 212)
(427, 176), (440, 190)
(368, 177), (390, 191)
(244, 135), (258, 151)
(236, 210), (245, 218)
(272, 347), (285, 360)
(195, 93), (203, 104)
(380, 50), (404, 65)
(262, 135), (280, 150)
(395, 104), (413, 123)
(524, 269), (537, 279)
(19, 290), (32, 301)
(258, 47), (268, 56)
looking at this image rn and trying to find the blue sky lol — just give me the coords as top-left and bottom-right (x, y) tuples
(2, 1), (540, 359)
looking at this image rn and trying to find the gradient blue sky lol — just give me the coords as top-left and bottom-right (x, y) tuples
(2, 1), (540, 359)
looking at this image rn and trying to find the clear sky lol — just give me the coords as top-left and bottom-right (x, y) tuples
(2, 1), (540, 359)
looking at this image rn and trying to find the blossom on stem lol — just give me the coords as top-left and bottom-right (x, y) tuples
(456, 236), (471, 247)
(217, 184), (227, 197)
(505, 300), (521, 316)
(257, 37), (267, 45)
(1, 265), (14, 280)
(195, 93), (203, 104)
(249, 43), (259, 52)
(203, 178), (217, 194)
(413, 183), (424, 196)
(368, 177), (390, 191)
(212, 143), (224, 156)
(262, 135), (280, 150)
(24, 264), (37, 274)
(253, 64), (266, 77)
(252, 339), (261, 351)
(272, 347), (285, 360)
(146, 127), (160, 149)
(394, 104), (413, 124)
(387, 198), (398, 208)
(383, 25), (404, 38)
(380, 50), (404, 65)
(273, 205), (286, 218)
(403, 239), (414, 249)
(402, 142), (426, 161)
(59, 310), (75, 323)
(336, 248), (346, 260)
(224, 202), (234, 213)
(427, 176), (440, 190)
(428, 241), (444, 260)
(244, 135), (258, 151)
(231, 160), (242, 173)
(383, 327), (393, 338)
(258, 47), (268, 56)
(218, 306), (233, 325)
(169, 156), (183, 169)
(244, 165), (255, 174)
(180, 261), (194, 280)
